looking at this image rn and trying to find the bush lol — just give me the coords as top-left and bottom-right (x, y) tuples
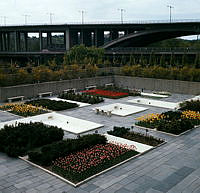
(28, 134), (107, 166)
(0, 122), (64, 157)
(25, 99), (78, 111)
(157, 119), (193, 135)
(107, 127), (130, 137)
(59, 93), (104, 104)
(179, 100), (200, 112)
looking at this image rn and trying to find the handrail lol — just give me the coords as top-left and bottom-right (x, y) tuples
(108, 47), (200, 52)
(1, 19), (200, 27)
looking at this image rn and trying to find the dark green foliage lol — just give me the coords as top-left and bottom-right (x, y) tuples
(63, 45), (104, 65)
(0, 122), (64, 157)
(107, 126), (130, 137)
(156, 119), (193, 135)
(59, 93), (104, 104)
(179, 100), (200, 112)
(25, 99), (78, 111)
(108, 127), (164, 146)
(28, 134), (107, 166)
(162, 111), (182, 120)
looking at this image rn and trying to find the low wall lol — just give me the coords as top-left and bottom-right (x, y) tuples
(114, 76), (200, 95)
(1, 75), (200, 102)
(0, 76), (114, 102)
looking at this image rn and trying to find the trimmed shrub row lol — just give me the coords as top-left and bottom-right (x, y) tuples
(25, 99), (78, 111)
(28, 134), (107, 166)
(108, 127), (164, 146)
(59, 93), (104, 104)
(0, 122), (64, 157)
(179, 99), (200, 112)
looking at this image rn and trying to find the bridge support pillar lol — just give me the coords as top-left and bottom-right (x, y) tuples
(127, 29), (135, 34)
(39, 31), (43, 51)
(7, 32), (10, 51)
(0, 33), (2, 51)
(81, 30), (92, 47)
(24, 32), (28, 51)
(47, 32), (52, 49)
(110, 30), (118, 40)
(16, 32), (21, 51)
(95, 29), (104, 47)
(3, 33), (7, 51)
(65, 29), (70, 51)
(69, 30), (78, 47)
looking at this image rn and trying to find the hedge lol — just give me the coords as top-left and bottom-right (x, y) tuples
(59, 93), (104, 104)
(25, 99), (78, 111)
(0, 122), (64, 157)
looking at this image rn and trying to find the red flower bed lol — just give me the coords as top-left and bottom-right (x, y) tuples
(83, 89), (129, 99)
(52, 143), (135, 174)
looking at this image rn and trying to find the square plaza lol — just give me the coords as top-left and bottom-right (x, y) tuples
(1, 92), (200, 193)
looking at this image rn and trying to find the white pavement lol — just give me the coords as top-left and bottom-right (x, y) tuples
(128, 98), (179, 109)
(94, 103), (148, 117)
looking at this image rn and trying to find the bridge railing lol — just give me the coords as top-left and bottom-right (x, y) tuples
(108, 47), (200, 53)
(1, 19), (200, 27)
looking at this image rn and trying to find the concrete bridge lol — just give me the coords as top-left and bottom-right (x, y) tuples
(0, 20), (200, 53)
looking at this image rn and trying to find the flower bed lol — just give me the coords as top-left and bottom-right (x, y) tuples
(25, 99), (78, 111)
(59, 93), (104, 104)
(27, 134), (138, 185)
(135, 110), (200, 135)
(52, 143), (138, 183)
(107, 127), (164, 146)
(99, 86), (141, 97)
(0, 103), (47, 117)
(83, 89), (129, 99)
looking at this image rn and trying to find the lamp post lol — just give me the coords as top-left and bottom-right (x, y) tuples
(118, 8), (125, 24)
(79, 10), (86, 24)
(23, 14), (31, 25)
(47, 12), (54, 24)
(1, 16), (8, 26)
(167, 5), (174, 23)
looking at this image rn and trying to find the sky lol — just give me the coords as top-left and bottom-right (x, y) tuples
(0, 0), (200, 39)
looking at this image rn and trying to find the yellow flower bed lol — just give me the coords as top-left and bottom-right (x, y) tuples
(181, 110), (200, 120)
(0, 103), (47, 116)
(136, 110), (200, 123)
(136, 113), (165, 123)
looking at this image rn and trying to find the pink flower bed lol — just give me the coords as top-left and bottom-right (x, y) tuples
(52, 143), (135, 173)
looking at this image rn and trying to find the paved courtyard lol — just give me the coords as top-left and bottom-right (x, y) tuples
(0, 93), (200, 193)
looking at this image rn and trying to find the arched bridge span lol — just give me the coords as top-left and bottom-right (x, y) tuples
(102, 28), (200, 49)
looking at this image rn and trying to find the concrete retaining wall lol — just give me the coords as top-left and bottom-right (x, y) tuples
(0, 76), (114, 102)
(114, 76), (200, 95)
(1, 75), (200, 102)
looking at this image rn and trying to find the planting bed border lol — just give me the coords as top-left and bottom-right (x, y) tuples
(19, 139), (166, 187)
(134, 124), (199, 137)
